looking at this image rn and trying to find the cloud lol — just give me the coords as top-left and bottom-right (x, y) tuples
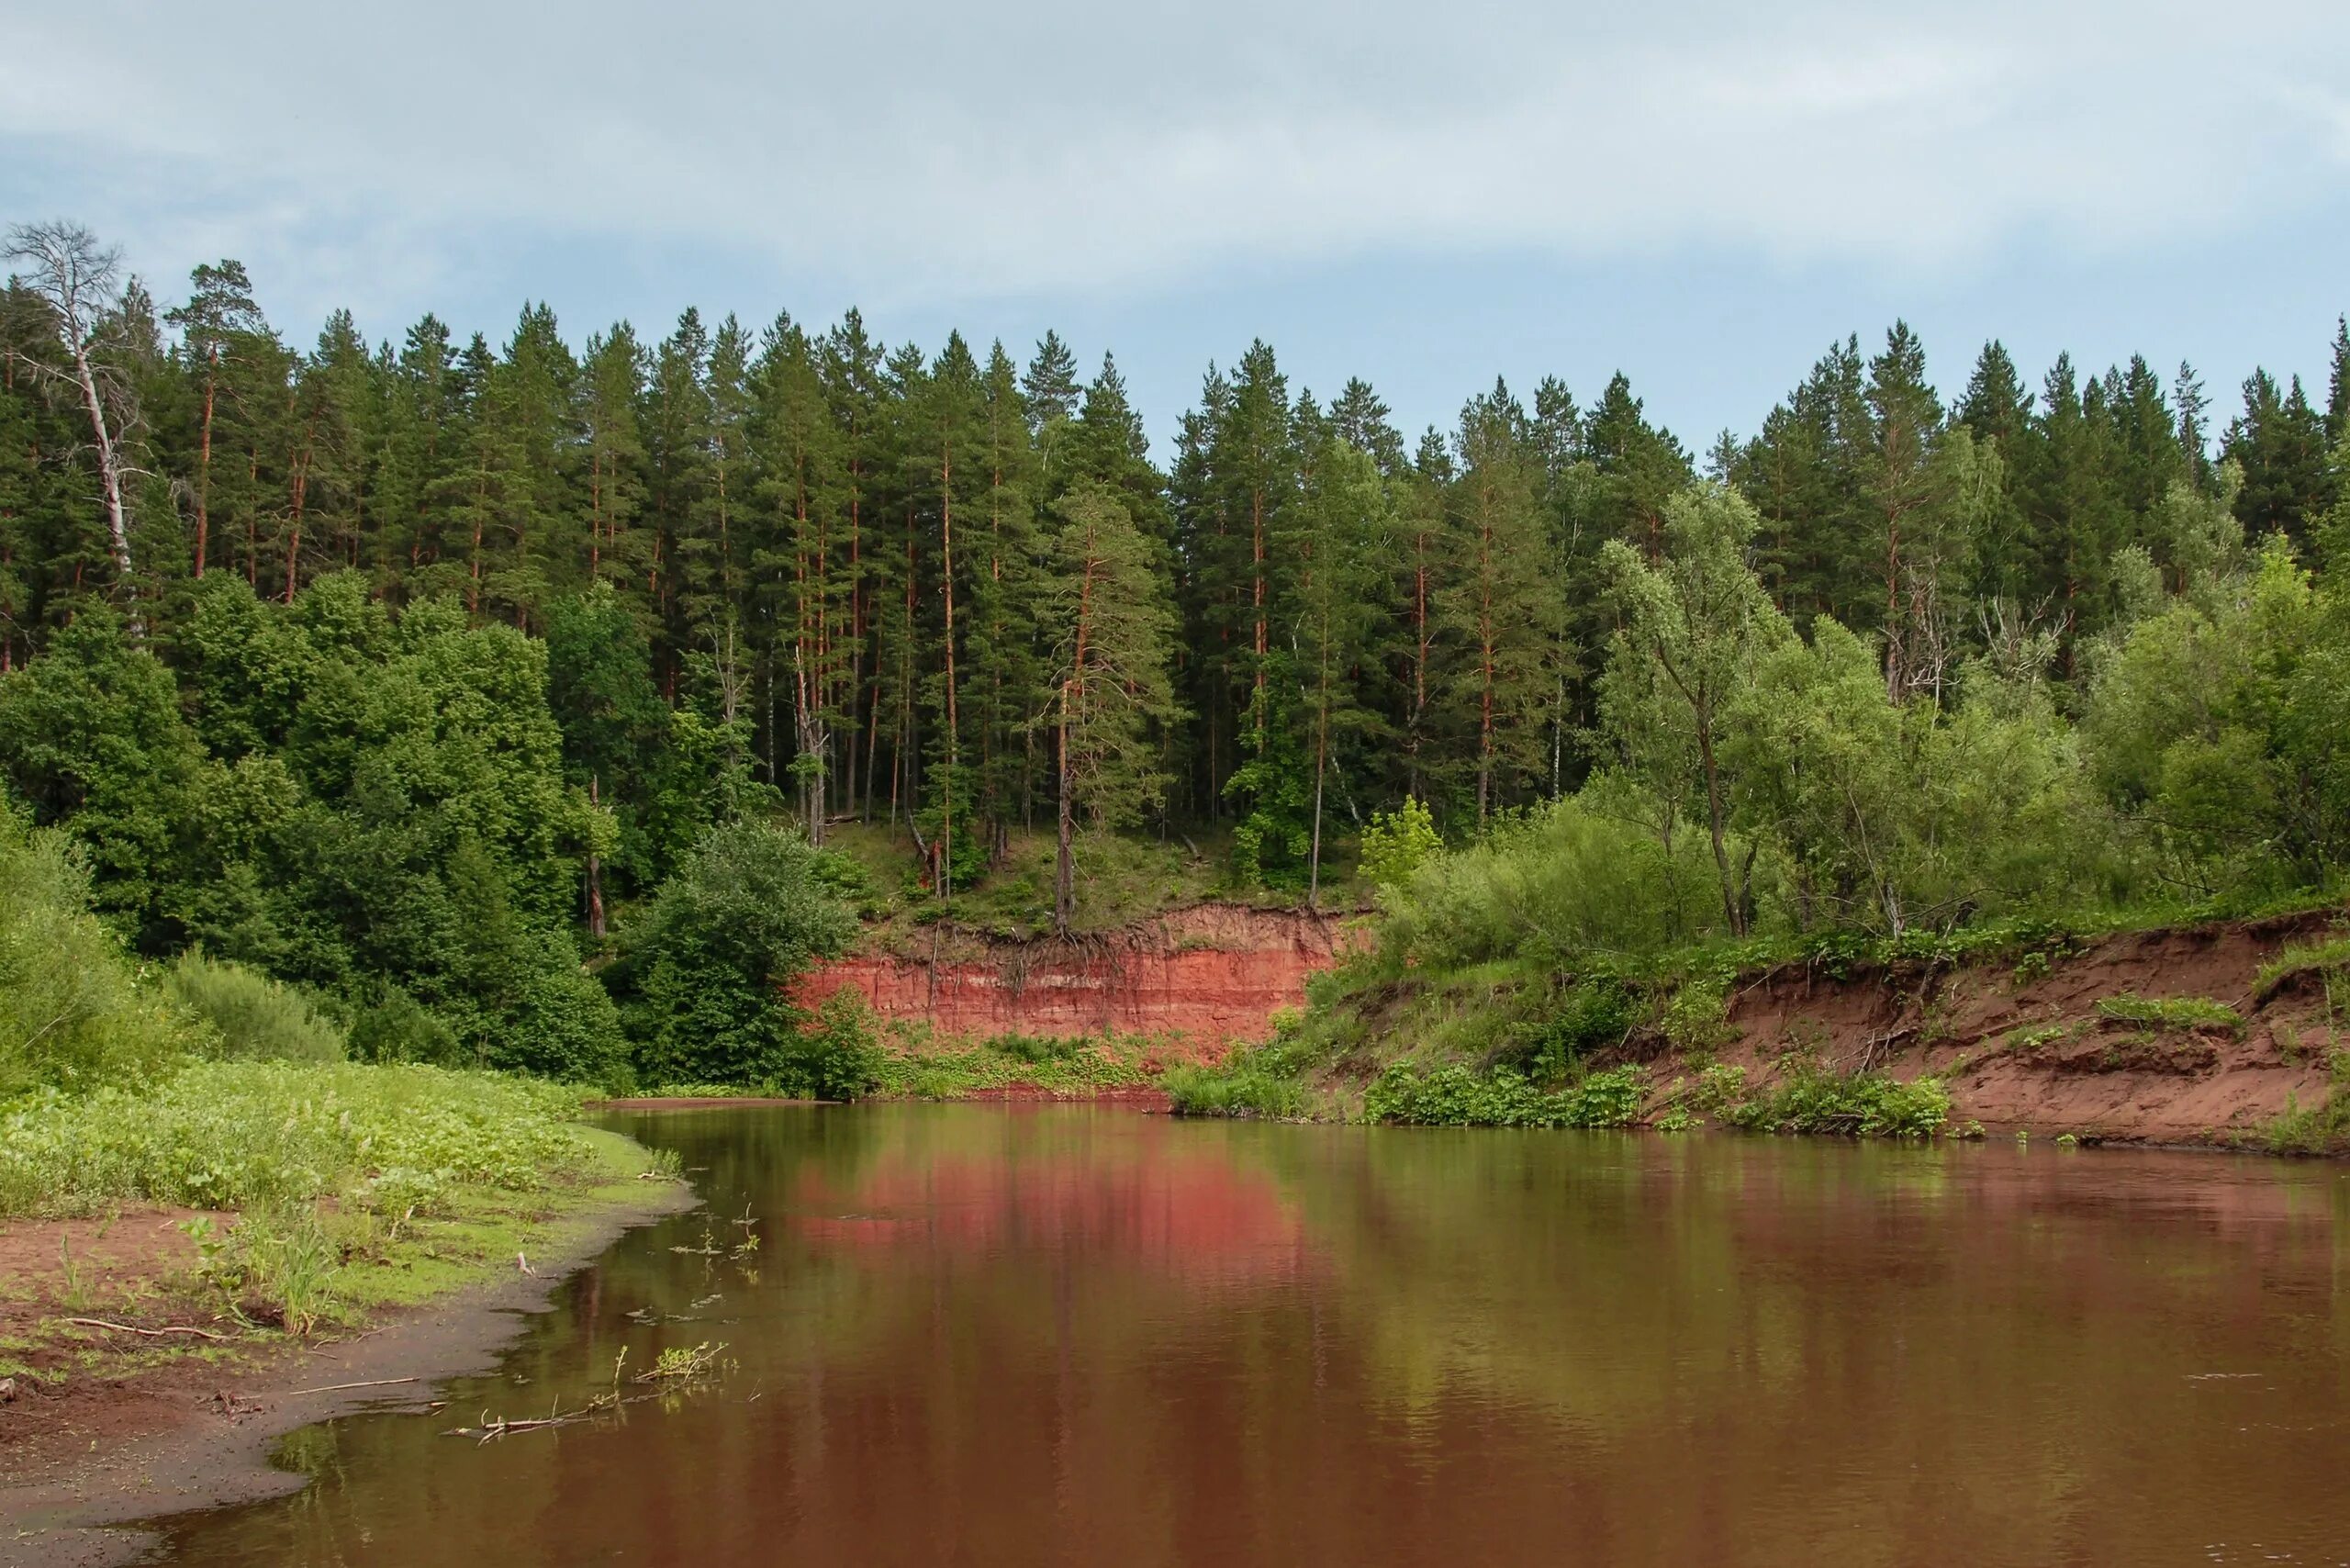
(3, 0), (2345, 329)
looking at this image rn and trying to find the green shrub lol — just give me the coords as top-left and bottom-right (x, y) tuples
(1661, 975), (1738, 1053)
(0, 812), (203, 1099)
(164, 950), (345, 1064)
(1360, 797), (1442, 891)
(621, 819), (862, 1088)
(1361, 1061), (1644, 1129)
(1516, 975), (1638, 1079)
(346, 984), (464, 1066)
(1163, 1061), (1308, 1119)
(1724, 1058), (1949, 1138)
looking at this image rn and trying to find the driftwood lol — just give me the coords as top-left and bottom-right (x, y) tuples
(65, 1316), (229, 1342)
(281, 1376), (421, 1397)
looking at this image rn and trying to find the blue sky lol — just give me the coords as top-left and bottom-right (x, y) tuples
(6, 0), (2347, 454)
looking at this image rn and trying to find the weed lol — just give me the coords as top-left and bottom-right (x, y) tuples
(1723, 1056), (1950, 1138)
(2256, 938), (2350, 1014)
(2095, 993), (2243, 1033)
(1360, 1061), (1645, 1129)
(1660, 976), (1737, 1054)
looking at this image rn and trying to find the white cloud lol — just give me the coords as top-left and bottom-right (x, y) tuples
(3, 0), (2345, 328)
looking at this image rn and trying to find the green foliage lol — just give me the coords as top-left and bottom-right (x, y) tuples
(1379, 792), (1723, 971)
(873, 1027), (1156, 1100)
(163, 949), (346, 1063)
(2094, 992), (2244, 1032)
(1723, 1058), (1950, 1138)
(0, 1058), (594, 1216)
(1361, 1061), (1645, 1129)
(2255, 937), (2350, 1010)
(1360, 796), (1442, 892)
(2264, 1048), (2350, 1154)
(621, 820), (863, 1091)
(0, 809), (203, 1099)
(1660, 975), (1737, 1054)
(1160, 1060), (1308, 1119)
(1514, 975), (1639, 1079)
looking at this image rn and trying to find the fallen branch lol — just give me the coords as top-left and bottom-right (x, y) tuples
(282, 1376), (421, 1397)
(65, 1316), (229, 1342)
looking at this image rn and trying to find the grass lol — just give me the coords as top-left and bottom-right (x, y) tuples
(2094, 993), (2244, 1033)
(1722, 1057), (1952, 1138)
(1162, 1060), (1311, 1118)
(825, 820), (1363, 946)
(0, 1058), (677, 1341)
(868, 1026), (1161, 1099)
(2255, 937), (2350, 1010)
(2262, 1050), (2350, 1155)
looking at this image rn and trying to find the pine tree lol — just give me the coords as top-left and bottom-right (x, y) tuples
(1045, 482), (1181, 933)
(1438, 381), (1565, 823)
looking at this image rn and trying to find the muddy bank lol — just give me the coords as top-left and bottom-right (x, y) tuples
(803, 902), (1356, 1047)
(1652, 910), (2349, 1147)
(0, 1179), (699, 1568)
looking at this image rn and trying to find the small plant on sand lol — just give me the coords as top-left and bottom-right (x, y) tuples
(1724, 1055), (1949, 1138)
(1661, 976), (1737, 1055)
(2095, 993), (2242, 1034)
(2256, 938), (2350, 1017)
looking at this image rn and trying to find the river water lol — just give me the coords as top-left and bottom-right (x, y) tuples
(155, 1105), (2350, 1566)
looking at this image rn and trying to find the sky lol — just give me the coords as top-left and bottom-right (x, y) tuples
(6, 0), (2349, 454)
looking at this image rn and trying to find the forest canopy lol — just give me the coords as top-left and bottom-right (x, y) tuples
(5, 218), (2349, 1086)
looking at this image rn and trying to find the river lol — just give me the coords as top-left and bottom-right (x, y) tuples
(151, 1104), (2350, 1565)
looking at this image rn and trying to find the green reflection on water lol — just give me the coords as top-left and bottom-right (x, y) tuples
(160, 1105), (2350, 1568)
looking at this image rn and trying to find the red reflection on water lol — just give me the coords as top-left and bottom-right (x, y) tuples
(794, 1149), (1312, 1282)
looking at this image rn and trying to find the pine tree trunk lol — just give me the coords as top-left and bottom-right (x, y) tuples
(1055, 707), (1075, 935)
(938, 444), (959, 903)
(195, 355), (217, 579)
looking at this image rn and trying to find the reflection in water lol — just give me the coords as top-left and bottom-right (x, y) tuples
(157, 1106), (2350, 1566)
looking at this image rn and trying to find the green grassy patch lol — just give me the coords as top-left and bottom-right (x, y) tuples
(2262, 1051), (2350, 1155)
(869, 1029), (1159, 1099)
(2255, 937), (2350, 1009)
(1721, 1057), (1951, 1138)
(0, 1059), (678, 1338)
(2094, 992), (2244, 1033)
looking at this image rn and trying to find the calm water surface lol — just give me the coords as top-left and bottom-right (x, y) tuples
(155, 1105), (2350, 1566)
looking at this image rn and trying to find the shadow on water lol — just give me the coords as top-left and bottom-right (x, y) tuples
(152, 1106), (2350, 1566)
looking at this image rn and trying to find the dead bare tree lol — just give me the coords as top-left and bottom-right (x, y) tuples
(4, 220), (140, 629)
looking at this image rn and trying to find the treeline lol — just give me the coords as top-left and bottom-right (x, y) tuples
(6, 218), (2350, 936)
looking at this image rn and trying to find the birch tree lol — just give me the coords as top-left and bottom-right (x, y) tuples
(4, 222), (140, 622)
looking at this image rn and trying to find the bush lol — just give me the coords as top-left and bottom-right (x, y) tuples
(164, 950), (345, 1064)
(0, 811), (203, 1099)
(1361, 1061), (1645, 1129)
(1379, 791), (1728, 973)
(1514, 975), (1639, 1079)
(346, 984), (464, 1066)
(1723, 1058), (1949, 1138)
(621, 820), (862, 1088)
(1163, 1061), (1309, 1119)
(1661, 975), (1737, 1053)
(1360, 797), (1442, 891)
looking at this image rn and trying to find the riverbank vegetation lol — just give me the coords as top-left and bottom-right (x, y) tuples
(0, 807), (673, 1384)
(6, 217), (2350, 1139)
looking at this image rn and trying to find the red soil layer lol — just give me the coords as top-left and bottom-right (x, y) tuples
(800, 903), (1353, 1051)
(1698, 909), (2350, 1146)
